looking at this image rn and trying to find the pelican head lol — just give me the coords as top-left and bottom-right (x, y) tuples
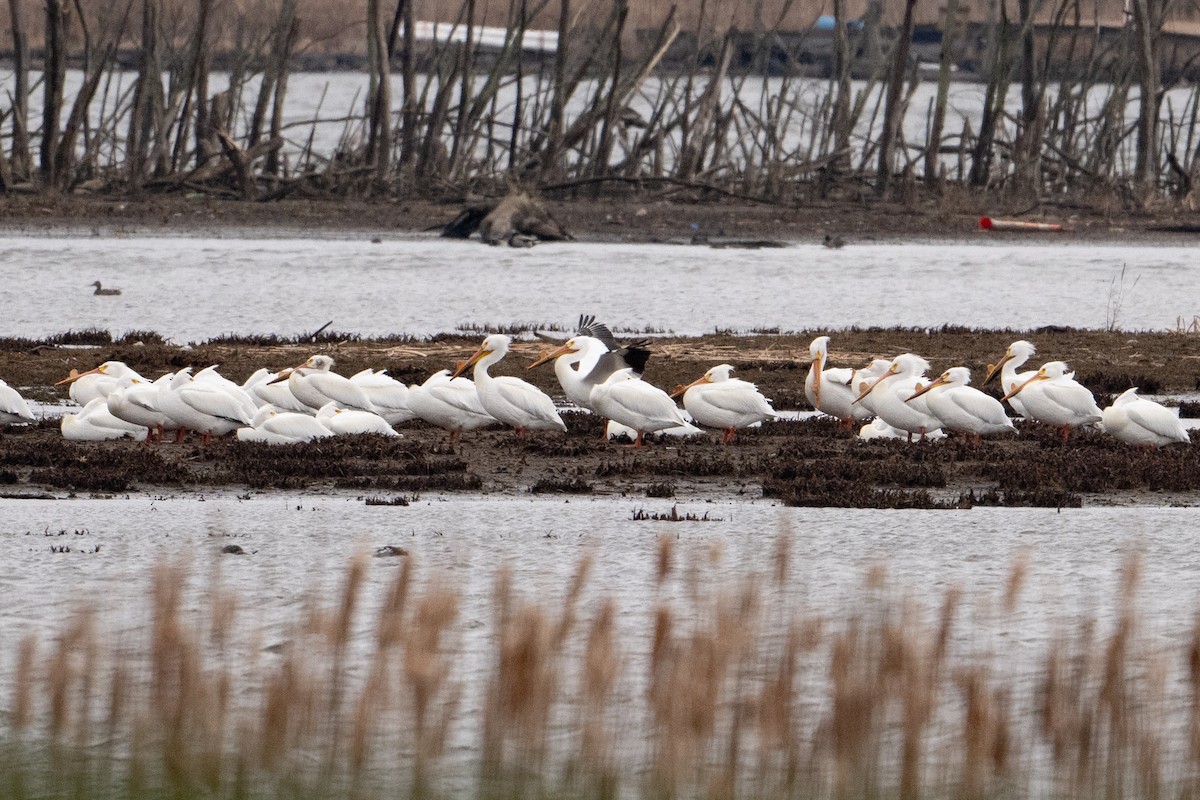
(53, 360), (122, 386)
(984, 340), (1036, 385)
(299, 355), (335, 372)
(672, 364), (735, 398)
(808, 335), (830, 361)
(999, 360), (1068, 402)
(528, 337), (581, 370)
(906, 366), (970, 402)
(453, 334), (510, 378)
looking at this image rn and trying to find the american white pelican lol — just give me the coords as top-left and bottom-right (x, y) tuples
(315, 402), (400, 436)
(406, 370), (496, 442)
(0, 377), (35, 425)
(106, 374), (176, 442)
(982, 340), (1041, 418)
(55, 361), (145, 406)
(590, 368), (690, 447)
(350, 369), (417, 424)
(237, 406), (335, 444)
(158, 368), (256, 444)
(61, 398), (146, 441)
(906, 367), (1014, 445)
(674, 364), (778, 444)
(848, 358), (892, 420)
(248, 367), (311, 412)
(528, 334), (648, 407)
(1102, 388), (1190, 448)
(805, 336), (868, 430)
(1000, 361), (1101, 442)
(853, 354), (943, 441)
(453, 334), (566, 435)
(857, 418), (947, 441)
(280, 356), (375, 413)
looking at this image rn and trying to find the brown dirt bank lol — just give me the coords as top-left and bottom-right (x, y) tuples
(1, 329), (1198, 507)
(3, 192), (1200, 244)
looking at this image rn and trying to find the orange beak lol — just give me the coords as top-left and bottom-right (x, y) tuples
(527, 342), (578, 370)
(811, 357), (822, 407)
(452, 347), (490, 379)
(853, 367), (896, 404)
(54, 366), (100, 386)
(670, 374), (709, 399)
(266, 367), (294, 385)
(906, 374), (949, 402)
(1000, 371), (1045, 403)
(982, 353), (1012, 386)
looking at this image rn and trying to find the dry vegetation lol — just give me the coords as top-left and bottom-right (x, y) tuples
(4, 0), (1200, 210)
(4, 541), (1200, 799)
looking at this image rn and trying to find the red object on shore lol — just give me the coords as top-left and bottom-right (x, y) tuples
(979, 216), (1065, 232)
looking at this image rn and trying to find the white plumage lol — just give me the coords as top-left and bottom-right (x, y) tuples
(679, 364), (777, 443)
(55, 361), (145, 406)
(158, 368), (256, 443)
(854, 354), (943, 441)
(454, 334), (566, 434)
(805, 336), (868, 429)
(316, 402), (400, 436)
(286, 355), (376, 413)
(350, 369), (417, 424)
(62, 397), (146, 441)
(590, 368), (691, 447)
(407, 370), (496, 442)
(0, 377), (35, 425)
(1102, 388), (1190, 448)
(906, 366), (1014, 445)
(1001, 361), (1101, 442)
(237, 406), (335, 444)
(983, 340), (1039, 419)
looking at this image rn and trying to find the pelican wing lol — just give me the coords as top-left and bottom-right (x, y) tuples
(822, 367), (856, 386)
(1126, 401), (1189, 441)
(493, 376), (562, 419)
(0, 383), (35, 421)
(697, 385), (775, 416)
(607, 381), (686, 427)
(306, 373), (375, 410)
(261, 413), (333, 441)
(180, 386), (254, 424)
(431, 381), (490, 416)
(1041, 381), (1101, 420)
(946, 388), (1009, 425)
(576, 315), (620, 350)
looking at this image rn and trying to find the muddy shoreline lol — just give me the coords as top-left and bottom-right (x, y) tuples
(3, 193), (1200, 245)
(1, 328), (1198, 507)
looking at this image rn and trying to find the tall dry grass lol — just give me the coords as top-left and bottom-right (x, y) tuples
(4, 539), (1200, 799)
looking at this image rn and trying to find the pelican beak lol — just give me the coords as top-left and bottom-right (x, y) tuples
(452, 347), (491, 379)
(527, 342), (578, 370)
(266, 368), (294, 385)
(906, 374), (948, 402)
(55, 366), (101, 386)
(853, 366), (897, 404)
(999, 370), (1045, 403)
(982, 353), (1012, 386)
(670, 375), (709, 399)
(811, 357), (822, 407)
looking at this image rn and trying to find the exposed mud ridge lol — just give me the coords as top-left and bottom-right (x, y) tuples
(2, 329), (1199, 507)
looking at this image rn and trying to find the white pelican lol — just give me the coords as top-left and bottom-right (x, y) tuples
(106, 374), (176, 442)
(248, 367), (311, 412)
(982, 340), (1040, 418)
(906, 367), (1014, 445)
(279, 356), (375, 413)
(55, 361), (145, 406)
(237, 406), (335, 444)
(315, 402), (400, 436)
(853, 354), (943, 441)
(805, 336), (867, 430)
(528, 334), (649, 408)
(590, 368), (691, 447)
(848, 358), (892, 420)
(158, 368), (256, 444)
(1000, 361), (1101, 442)
(1101, 388), (1190, 448)
(61, 398), (146, 441)
(453, 334), (566, 435)
(350, 369), (417, 424)
(406, 369), (495, 442)
(674, 364), (778, 444)
(0, 377), (35, 425)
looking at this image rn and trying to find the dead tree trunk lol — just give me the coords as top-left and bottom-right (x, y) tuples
(1132, 0), (1165, 200)
(366, 0), (392, 184)
(875, 0), (918, 196)
(127, 0), (162, 191)
(8, 0), (31, 180)
(42, 0), (69, 187)
(924, 0), (959, 189)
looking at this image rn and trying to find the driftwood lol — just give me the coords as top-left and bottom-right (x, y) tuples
(441, 192), (572, 244)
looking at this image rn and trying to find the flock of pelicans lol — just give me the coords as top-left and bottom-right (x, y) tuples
(0, 317), (1191, 450)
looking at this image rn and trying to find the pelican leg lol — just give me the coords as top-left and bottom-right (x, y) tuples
(144, 428), (154, 444)
(175, 427), (186, 444)
(514, 427), (527, 438)
(1061, 425), (1071, 444)
(449, 429), (461, 445)
(634, 431), (644, 448)
(202, 431), (212, 447)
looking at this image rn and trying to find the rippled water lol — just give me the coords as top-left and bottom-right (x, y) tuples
(1, 235), (1193, 341)
(2, 493), (1195, 703)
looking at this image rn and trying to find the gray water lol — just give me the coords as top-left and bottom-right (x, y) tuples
(1, 235), (1192, 341)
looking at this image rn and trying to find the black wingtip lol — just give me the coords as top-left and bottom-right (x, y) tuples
(622, 345), (652, 375)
